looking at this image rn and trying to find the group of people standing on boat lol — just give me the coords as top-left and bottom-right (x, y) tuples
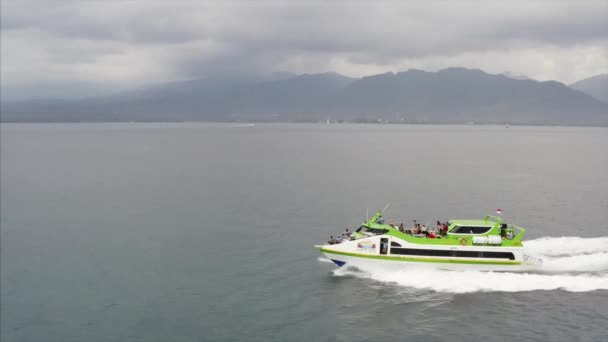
(326, 219), (452, 245)
(327, 228), (351, 245)
(392, 220), (449, 238)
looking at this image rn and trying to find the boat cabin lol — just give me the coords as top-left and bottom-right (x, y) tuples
(328, 211), (525, 247)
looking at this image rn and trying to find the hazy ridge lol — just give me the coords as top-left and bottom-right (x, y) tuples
(2, 68), (607, 125)
(569, 74), (608, 103)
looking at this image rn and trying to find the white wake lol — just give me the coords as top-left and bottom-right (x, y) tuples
(327, 236), (608, 293)
(524, 236), (608, 257)
(317, 257), (334, 264)
(525, 236), (608, 272)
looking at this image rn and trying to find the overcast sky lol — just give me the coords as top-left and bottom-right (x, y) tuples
(1, 0), (607, 99)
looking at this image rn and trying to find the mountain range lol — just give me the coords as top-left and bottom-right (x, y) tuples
(2, 68), (607, 125)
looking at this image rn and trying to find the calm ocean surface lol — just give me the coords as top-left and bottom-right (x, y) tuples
(1, 123), (607, 342)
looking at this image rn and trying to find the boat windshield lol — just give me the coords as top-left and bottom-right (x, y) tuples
(356, 225), (388, 235)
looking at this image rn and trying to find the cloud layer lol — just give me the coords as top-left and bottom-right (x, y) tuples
(2, 0), (607, 99)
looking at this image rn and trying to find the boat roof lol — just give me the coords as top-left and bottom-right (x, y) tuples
(449, 219), (493, 227)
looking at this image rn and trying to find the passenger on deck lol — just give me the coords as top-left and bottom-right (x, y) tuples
(328, 235), (334, 245)
(442, 222), (448, 235)
(411, 225), (418, 235)
(399, 223), (404, 232)
(429, 231), (436, 239)
(421, 225), (428, 237)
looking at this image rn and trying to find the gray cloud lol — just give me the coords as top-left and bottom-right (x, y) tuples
(2, 0), (607, 100)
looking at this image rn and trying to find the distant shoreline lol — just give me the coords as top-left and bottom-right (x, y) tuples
(2, 120), (608, 128)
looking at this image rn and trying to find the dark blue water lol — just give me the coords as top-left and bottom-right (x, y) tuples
(2, 123), (607, 342)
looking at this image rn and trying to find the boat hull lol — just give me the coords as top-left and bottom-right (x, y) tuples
(321, 234), (540, 272)
(322, 249), (537, 272)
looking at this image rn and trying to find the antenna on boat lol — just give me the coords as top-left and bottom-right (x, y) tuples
(366, 208), (369, 222)
(382, 202), (391, 213)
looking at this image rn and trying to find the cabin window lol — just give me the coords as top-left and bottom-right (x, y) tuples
(390, 248), (515, 260)
(390, 241), (402, 247)
(450, 226), (492, 234)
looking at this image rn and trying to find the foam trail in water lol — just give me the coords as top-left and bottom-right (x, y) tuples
(524, 237), (608, 257)
(525, 236), (608, 273)
(317, 257), (334, 264)
(334, 267), (608, 293)
(540, 252), (608, 272)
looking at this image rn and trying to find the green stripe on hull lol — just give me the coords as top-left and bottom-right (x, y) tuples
(321, 248), (522, 266)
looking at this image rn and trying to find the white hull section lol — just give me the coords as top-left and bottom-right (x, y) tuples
(322, 251), (537, 272)
(321, 235), (539, 272)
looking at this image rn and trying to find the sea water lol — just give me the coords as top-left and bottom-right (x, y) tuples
(1, 123), (607, 342)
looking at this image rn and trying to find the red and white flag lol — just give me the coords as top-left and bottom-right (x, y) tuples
(496, 209), (502, 215)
